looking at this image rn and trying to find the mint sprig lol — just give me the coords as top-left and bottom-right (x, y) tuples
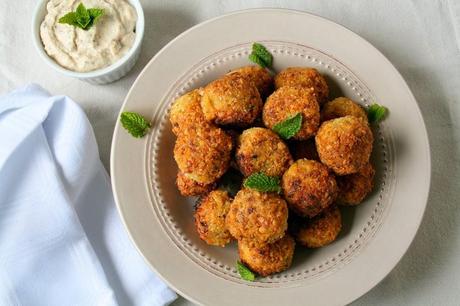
(120, 112), (151, 138)
(367, 103), (388, 123)
(248, 43), (273, 68)
(272, 112), (302, 140)
(88, 8), (104, 26)
(237, 261), (256, 281)
(243, 173), (281, 193)
(59, 3), (104, 30)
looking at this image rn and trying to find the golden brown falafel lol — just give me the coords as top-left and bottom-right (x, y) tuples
(169, 89), (209, 136)
(290, 139), (320, 161)
(275, 67), (329, 104)
(226, 188), (288, 246)
(321, 97), (368, 122)
(174, 125), (233, 184)
(201, 72), (263, 127)
(316, 116), (373, 175)
(294, 206), (342, 248)
(228, 65), (274, 98)
(337, 162), (375, 205)
(263, 86), (320, 140)
(238, 235), (295, 276)
(282, 159), (338, 218)
(176, 171), (216, 196)
(236, 128), (293, 177)
(194, 190), (233, 247)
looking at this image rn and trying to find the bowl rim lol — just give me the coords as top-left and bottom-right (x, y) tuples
(31, 0), (145, 79)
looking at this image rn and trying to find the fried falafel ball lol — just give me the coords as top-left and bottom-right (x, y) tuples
(194, 190), (233, 247)
(236, 128), (293, 177)
(228, 65), (274, 99)
(238, 235), (295, 276)
(169, 89), (208, 136)
(275, 67), (329, 104)
(294, 206), (342, 248)
(337, 162), (375, 205)
(321, 97), (368, 122)
(290, 139), (320, 161)
(226, 189), (288, 246)
(201, 72), (263, 127)
(176, 171), (216, 196)
(282, 159), (338, 218)
(174, 125), (233, 185)
(263, 86), (320, 140)
(316, 116), (373, 175)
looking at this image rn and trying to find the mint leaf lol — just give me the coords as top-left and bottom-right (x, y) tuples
(367, 103), (388, 123)
(120, 112), (151, 138)
(272, 112), (302, 139)
(249, 53), (267, 68)
(243, 173), (281, 193)
(58, 3), (104, 30)
(237, 261), (255, 281)
(88, 8), (104, 25)
(248, 43), (273, 68)
(218, 168), (243, 197)
(58, 12), (79, 26)
(252, 43), (273, 67)
(76, 3), (91, 29)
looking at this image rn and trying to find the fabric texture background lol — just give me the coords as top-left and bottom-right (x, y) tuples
(1, 0), (459, 305)
(0, 85), (177, 306)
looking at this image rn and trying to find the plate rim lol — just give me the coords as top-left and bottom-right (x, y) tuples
(110, 8), (431, 306)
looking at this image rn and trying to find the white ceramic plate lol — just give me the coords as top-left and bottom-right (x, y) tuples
(111, 9), (430, 306)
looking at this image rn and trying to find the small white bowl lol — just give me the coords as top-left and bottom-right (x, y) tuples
(32, 0), (144, 85)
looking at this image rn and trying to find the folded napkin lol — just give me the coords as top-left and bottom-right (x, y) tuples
(0, 84), (177, 306)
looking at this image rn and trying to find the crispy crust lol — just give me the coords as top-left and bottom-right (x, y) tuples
(194, 190), (233, 247)
(274, 67), (329, 104)
(263, 86), (320, 140)
(316, 116), (373, 175)
(176, 171), (216, 196)
(226, 189), (288, 246)
(337, 162), (375, 205)
(321, 97), (368, 122)
(169, 89), (210, 136)
(282, 159), (338, 218)
(236, 127), (293, 177)
(295, 206), (342, 248)
(174, 125), (233, 184)
(238, 235), (295, 276)
(228, 65), (274, 99)
(201, 72), (263, 127)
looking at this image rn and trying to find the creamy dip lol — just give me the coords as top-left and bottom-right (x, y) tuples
(40, 0), (137, 72)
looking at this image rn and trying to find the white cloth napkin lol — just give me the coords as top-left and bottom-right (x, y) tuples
(0, 84), (177, 306)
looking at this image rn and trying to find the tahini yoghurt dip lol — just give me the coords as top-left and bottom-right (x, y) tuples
(40, 0), (137, 72)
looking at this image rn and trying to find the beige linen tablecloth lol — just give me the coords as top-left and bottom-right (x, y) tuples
(1, 0), (459, 305)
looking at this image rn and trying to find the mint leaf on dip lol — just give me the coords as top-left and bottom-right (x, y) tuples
(59, 3), (105, 30)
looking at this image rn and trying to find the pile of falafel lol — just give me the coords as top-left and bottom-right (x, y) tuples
(170, 65), (375, 278)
